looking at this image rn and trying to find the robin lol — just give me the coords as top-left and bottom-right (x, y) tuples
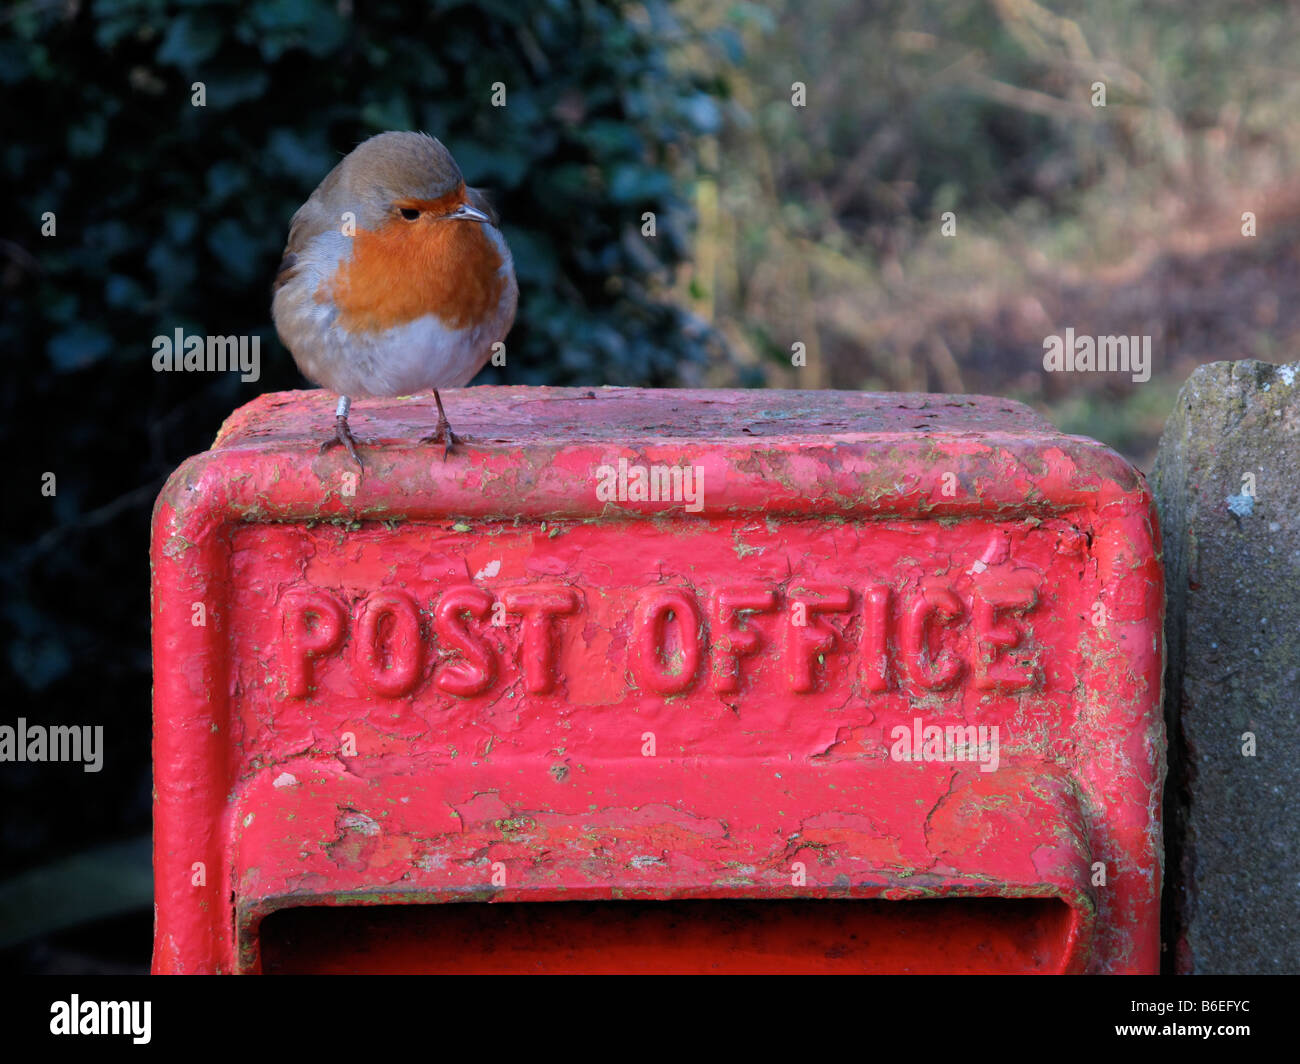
(272, 131), (517, 465)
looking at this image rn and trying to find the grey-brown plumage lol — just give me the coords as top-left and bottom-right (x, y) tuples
(271, 131), (517, 466)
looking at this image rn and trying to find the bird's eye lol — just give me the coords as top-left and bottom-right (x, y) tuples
(399, 207), (420, 220)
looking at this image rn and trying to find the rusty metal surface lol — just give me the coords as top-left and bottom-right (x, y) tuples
(151, 387), (1164, 973)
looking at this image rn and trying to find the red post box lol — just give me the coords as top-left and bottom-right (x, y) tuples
(151, 387), (1164, 973)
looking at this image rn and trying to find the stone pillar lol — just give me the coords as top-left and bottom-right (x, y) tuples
(1152, 359), (1300, 974)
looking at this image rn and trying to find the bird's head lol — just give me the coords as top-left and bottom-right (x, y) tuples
(339, 131), (492, 231)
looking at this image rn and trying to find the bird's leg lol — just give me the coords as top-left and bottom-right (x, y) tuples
(420, 388), (464, 461)
(319, 394), (363, 468)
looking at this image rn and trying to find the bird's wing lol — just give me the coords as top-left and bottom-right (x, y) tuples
(271, 247), (298, 294)
(272, 160), (348, 296)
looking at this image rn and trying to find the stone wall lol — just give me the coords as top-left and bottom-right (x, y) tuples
(1152, 359), (1300, 974)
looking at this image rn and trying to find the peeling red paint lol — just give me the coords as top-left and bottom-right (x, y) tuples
(151, 387), (1164, 974)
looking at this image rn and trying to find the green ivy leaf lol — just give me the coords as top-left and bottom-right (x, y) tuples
(155, 12), (225, 69)
(48, 325), (113, 372)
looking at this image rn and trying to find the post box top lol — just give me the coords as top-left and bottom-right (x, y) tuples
(154, 386), (1148, 529)
(214, 387), (1056, 449)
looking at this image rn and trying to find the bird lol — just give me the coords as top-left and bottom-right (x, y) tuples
(272, 131), (518, 465)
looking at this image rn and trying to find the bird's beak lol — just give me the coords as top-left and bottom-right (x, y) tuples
(446, 202), (490, 224)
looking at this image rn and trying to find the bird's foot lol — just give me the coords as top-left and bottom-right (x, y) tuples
(419, 417), (463, 461)
(320, 414), (365, 469)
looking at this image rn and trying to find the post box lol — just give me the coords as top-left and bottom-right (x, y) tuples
(151, 387), (1164, 973)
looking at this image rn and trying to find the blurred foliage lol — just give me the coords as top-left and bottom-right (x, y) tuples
(683, 0), (1300, 465)
(3, 0), (735, 393)
(0, 0), (735, 886)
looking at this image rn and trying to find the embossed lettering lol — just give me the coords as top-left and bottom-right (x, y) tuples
(632, 588), (702, 695)
(860, 584), (891, 692)
(271, 570), (1045, 705)
(902, 582), (964, 691)
(710, 586), (777, 694)
(434, 586), (496, 697)
(281, 589), (346, 698)
(353, 589), (423, 697)
(973, 579), (1038, 692)
(783, 585), (853, 693)
(501, 585), (579, 694)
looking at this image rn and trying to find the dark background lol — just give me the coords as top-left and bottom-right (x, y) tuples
(3, 0), (1298, 972)
(1, 0), (732, 972)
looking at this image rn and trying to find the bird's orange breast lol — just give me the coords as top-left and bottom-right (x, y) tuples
(324, 213), (507, 333)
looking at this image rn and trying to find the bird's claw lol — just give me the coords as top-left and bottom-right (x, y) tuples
(320, 415), (364, 469)
(420, 419), (464, 461)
